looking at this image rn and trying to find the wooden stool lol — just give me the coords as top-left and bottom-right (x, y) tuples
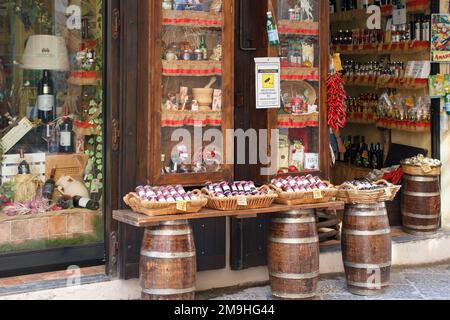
(140, 220), (196, 300)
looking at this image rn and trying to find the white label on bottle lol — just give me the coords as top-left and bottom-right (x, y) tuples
(78, 197), (90, 208)
(60, 132), (72, 147)
(37, 95), (54, 111)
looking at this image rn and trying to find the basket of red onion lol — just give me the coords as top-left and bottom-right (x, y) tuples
(336, 179), (401, 204)
(201, 181), (278, 211)
(270, 175), (338, 205)
(123, 185), (208, 216)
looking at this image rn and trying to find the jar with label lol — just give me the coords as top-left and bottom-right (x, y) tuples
(194, 49), (203, 61)
(183, 49), (192, 60)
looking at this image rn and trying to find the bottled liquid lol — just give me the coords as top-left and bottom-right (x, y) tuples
(445, 88), (450, 115)
(18, 148), (30, 175)
(59, 118), (74, 153)
(73, 196), (100, 211)
(377, 143), (384, 169)
(344, 135), (352, 163)
(266, 12), (280, 46)
(371, 144), (379, 169)
(37, 70), (55, 124)
(199, 33), (208, 60)
(42, 168), (57, 200)
(360, 137), (370, 168)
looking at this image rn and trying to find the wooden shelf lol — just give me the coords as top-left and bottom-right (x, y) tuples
(347, 113), (377, 125)
(335, 41), (430, 55)
(113, 202), (345, 227)
(376, 119), (431, 133)
(330, 0), (430, 23)
(162, 9), (223, 28)
(162, 60), (222, 77)
(161, 110), (222, 128)
(281, 67), (319, 81)
(277, 113), (319, 129)
(343, 74), (428, 90)
(278, 20), (319, 36)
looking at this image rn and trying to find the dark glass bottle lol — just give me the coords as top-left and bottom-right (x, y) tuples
(18, 148), (30, 175)
(59, 118), (74, 153)
(344, 135), (352, 163)
(42, 168), (57, 200)
(37, 70), (55, 124)
(73, 196), (100, 211)
(377, 143), (384, 169)
(371, 144), (379, 169)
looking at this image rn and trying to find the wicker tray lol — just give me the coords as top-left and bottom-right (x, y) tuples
(201, 186), (278, 211)
(401, 163), (441, 177)
(270, 181), (338, 205)
(123, 190), (207, 216)
(337, 180), (401, 205)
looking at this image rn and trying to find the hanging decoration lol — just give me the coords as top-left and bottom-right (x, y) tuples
(327, 72), (347, 131)
(9, 0), (52, 32)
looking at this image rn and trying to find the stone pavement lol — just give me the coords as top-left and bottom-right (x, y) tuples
(208, 264), (450, 300)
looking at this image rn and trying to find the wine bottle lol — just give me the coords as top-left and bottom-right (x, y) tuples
(18, 148), (30, 175)
(59, 118), (74, 153)
(199, 33), (208, 60)
(73, 196), (100, 211)
(266, 12), (280, 46)
(377, 143), (384, 169)
(371, 144), (379, 169)
(37, 70), (55, 124)
(42, 168), (56, 200)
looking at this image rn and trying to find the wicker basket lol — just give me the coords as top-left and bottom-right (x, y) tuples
(123, 190), (207, 216)
(270, 181), (338, 205)
(401, 163), (441, 177)
(202, 185), (278, 211)
(337, 180), (401, 205)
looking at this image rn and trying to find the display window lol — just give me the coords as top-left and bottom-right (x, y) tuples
(0, 0), (104, 257)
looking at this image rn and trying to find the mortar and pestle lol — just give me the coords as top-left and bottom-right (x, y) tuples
(192, 77), (216, 111)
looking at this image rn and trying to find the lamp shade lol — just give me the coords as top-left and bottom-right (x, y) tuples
(21, 35), (70, 71)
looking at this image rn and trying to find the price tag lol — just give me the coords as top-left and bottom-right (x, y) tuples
(237, 196), (248, 206)
(422, 164), (432, 174)
(176, 200), (188, 212)
(313, 189), (323, 199)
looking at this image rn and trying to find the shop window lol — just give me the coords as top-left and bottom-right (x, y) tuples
(0, 0), (103, 255)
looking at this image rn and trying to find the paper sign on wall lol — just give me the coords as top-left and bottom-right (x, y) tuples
(255, 57), (281, 109)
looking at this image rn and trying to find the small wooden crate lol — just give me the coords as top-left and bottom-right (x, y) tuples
(45, 153), (89, 182)
(1, 153), (46, 183)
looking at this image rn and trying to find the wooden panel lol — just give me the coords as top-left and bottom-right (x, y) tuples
(193, 218), (226, 271)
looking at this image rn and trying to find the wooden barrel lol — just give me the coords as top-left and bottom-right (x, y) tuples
(402, 174), (441, 235)
(342, 203), (392, 296)
(268, 210), (319, 300)
(140, 220), (196, 300)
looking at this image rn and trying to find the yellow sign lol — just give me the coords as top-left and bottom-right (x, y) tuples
(176, 201), (188, 212)
(262, 74), (275, 89)
(313, 189), (323, 200)
(237, 196), (248, 206)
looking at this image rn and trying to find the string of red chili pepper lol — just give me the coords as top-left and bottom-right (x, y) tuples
(327, 72), (347, 131)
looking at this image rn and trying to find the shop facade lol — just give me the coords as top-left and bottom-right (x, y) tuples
(0, 0), (450, 298)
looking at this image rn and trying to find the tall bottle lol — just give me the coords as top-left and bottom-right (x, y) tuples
(377, 143), (384, 169)
(59, 118), (74, 153)
(42, 167), (56, 200)
(344, 135), (352, 163)
(361, 137), (370, 168)
(18, 148), (30, 175)
(37, 70), (55, 124)
(199, 33), (208, 60)
(73, 196), (100, 211)
(266, 12), (280, 46)
(445, 88), (450, 115)
(371, 144), (379, 169)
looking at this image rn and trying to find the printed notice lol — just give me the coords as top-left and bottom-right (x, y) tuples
(255, 57), (281, 109)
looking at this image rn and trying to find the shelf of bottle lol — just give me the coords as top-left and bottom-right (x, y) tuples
(334, 40), (430, 55)
(346, 113), (377, 125)
(161, 109), (222, 128)
(277, 113), (319, 129)
(343, 74), (428, 90)
(330, 0), (430, 23)
(162, 60), (222, 77)
(278, 20), (319, 36)
(376, 118), (431, 133)
(280, 66), (319, 81)
(162, 9), (223, 28)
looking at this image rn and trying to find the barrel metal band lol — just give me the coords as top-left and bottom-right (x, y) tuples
(349, 203), (386, 210)
(347, 281), (389, 289)
(404, 176), (438, 182)
(141, 251), (196, 259)
(269, 236), (319, 245)
(344, 261), (392, 269)
(270, 271), (319, 280)
(281, 210), (315, 216)
(148, 229), (192, 236)
(161, 220), (189, 226)
(403, 191), (441, 197)
(142, 287), (196, 296)
(272, 292), (316, 299)
(403, 224), (439, 230)
(402, 212), (441, 219)
(343, 228), (391, 236)
(345, 210), (387, 217)
(272, 217), (316, 224)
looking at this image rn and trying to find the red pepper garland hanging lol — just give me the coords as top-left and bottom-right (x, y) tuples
(327, 72), (347, 131)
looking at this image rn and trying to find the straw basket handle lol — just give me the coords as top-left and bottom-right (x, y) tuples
(201, 188), (213, 197)
(374, 179), (392, 187)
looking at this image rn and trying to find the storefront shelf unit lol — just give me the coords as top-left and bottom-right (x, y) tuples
(376, 119), (431, 133)
(162, 60), (222, 77)
(278, 20), (319, 36)
(330, 0), (430, 23)
(343, 75), (428, 90)
(162, 9), (223, 28)
(281, 67), (320, 81)
(161, 110), (222, 128)
(277, 113), (320, 129)
(334, 41), (430, 55)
